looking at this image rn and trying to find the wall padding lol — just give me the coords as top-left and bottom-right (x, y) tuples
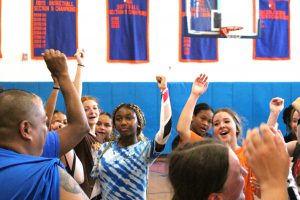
(1, 82), (299, 153)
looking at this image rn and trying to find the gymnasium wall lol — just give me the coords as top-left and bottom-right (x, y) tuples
(0, 0), (299, 153)
(1, 81), (300, 153)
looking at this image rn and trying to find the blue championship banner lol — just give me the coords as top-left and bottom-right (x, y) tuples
(107, 0), (149, 63)
(179, 0), (218, 62)
(253, 0), (289, 60)
(31, 0), (77, 59)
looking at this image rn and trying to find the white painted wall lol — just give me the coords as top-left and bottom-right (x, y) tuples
(0, 0), (299, 82)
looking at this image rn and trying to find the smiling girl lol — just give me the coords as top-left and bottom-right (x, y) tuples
(91, 76), (172, 200)
(213, 108), (254, 200)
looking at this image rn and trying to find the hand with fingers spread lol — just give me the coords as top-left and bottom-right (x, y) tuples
(243, 124), (289, 200)
(156, 75), (167, 90)
(175, 73), (212, 146)
(42, 49), (69, 79)
(191, 73), (209, 97)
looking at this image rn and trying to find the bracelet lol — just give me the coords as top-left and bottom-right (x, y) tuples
(161, 87), (168, 94)
(77, 63), (85, 67)
(53, 86), (60, 90)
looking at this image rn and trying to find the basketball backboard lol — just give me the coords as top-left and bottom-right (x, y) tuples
(185, 0), (260, 38)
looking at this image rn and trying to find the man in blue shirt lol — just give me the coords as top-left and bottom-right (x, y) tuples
(0, 49), (89, 199)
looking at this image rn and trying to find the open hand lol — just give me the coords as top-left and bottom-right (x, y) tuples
(192, 74), (209, 96)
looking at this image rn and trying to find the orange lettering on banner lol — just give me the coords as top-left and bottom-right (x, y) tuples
(33, 6), (50, 11)
(33, 17), (47, 22)
(33, 26), (47, 31)
(109, 1), (147, 17)
(36, 0), (46, 6)
(116, 10), (125, 14)
(33, 13), (47, 17)
(33, 11), (47, 48)
(33, 22), (47, 27)
(33, 0), (76, 49)
(190, 0), (210, 18)
(117, 4), (125, 10)
(49, 0), (76, 13)
(111, 17), (120, 29)
(55, 6), (76, 12)
(33, 31), (46, 35)
(183, 37), (191, 56)
(259, 0), (288, 21)
(33, 0), (47, 48)
(260, 10), (288, 20)
(49, 1), (61, 6)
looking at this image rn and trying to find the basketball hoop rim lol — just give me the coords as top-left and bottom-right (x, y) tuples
(219, 26), (244, 36)
(220, 26), (243, 30)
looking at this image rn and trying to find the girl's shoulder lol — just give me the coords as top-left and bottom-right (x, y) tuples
(98, 141), (116, 154)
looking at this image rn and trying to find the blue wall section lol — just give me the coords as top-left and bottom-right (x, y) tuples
(1, 82), (299, 153)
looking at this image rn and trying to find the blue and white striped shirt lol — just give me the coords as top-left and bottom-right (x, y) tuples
(91, 140), (161, 200)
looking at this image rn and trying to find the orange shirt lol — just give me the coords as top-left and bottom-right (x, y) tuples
(234, 147), (254, 200)
(179, 130), (204, 145)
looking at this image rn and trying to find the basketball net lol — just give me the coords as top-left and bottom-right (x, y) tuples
(220, 26), (243, 38)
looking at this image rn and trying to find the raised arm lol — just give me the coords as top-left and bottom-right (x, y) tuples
(45, 48), (85, 125)
(73, 48), (85, 96)
(266, 97), (284, 128)
(42, 49), (90, 157)
(243, 124), (289, 200)
(154, 76), (172, 152)
(176, 74), (208, 143)
(44, 75), (60, 129)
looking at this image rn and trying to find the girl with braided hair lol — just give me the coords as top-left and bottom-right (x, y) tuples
(91, 76), (172, 200)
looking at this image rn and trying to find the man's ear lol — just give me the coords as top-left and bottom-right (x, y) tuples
(208, 193), (223, 200)
(19, 120), (32, 141)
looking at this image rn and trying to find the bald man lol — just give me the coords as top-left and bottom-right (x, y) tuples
(0, 49), (89, 200)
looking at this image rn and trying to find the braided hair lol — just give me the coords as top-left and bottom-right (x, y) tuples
(112, 103), (146, 136)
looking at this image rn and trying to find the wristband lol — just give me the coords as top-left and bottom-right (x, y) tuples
(53, 86), (60, 90)
(161, 87), (168, 94)
(77, 63), (85, 67)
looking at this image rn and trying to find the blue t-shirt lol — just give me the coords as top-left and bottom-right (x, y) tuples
(91, 140), (161, 200)
(42, 131), (60, 158)
(0, 148), (62, 200)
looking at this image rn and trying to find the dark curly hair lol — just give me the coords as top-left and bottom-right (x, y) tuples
(283, 105), (296, 133)
(112, 103), (146, 136)
(193, 103), (214, 116)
